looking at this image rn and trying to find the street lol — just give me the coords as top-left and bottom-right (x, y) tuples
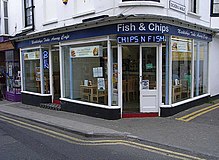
(0, 113), (217, 160)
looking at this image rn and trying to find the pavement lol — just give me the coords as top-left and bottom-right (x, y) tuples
(0, 99), (219, 158)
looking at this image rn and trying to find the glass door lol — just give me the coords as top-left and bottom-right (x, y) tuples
(52, 50), (60, 101)
(140, 45), (159, 112)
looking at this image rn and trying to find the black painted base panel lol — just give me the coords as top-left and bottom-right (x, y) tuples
(61, 100), (121, 120)
(160, 95), (210, 117)
(22, 93), (52, 106)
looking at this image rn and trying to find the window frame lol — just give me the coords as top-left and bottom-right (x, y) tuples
(2, 0), (9, 34)
(188, 0), (199, 14)
(24, 0), (34, 27)
(211, 0), (219, 17)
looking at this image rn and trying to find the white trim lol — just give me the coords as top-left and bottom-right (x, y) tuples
(21, 91), (52, 96)
(118, 44), (123, 116)
(107, 36), (112, 106)
(20, 49), (24, 91)
(119, 1), (164, 8)
(187, 12), (201, 18)
(191, 39), (195, 98)
(60, 98), (120, 109)
(42, 19), (58, 26)
(73, 10), (95, 18)
(171, 93), (210, 107)
(60, 37), (108, 46)
(160, 104), (171, 108)
(59, 42), (64, 98)
(158, 43), (162, 114)
(169, 36), (173, 104)
(22, 26), (33, 32)
(40, 48), (44, 94)
(49, 46), (53, 100)
(20, 46), (41, 51)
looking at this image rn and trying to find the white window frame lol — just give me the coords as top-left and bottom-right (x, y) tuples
(1, 0), (9, 35)
(188, 0), (199, 15)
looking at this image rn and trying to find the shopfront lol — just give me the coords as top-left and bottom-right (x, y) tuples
(17, 18), (213, 119)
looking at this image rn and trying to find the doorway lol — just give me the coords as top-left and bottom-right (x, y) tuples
(122, 46), (140, 112)
(121, 45), (159, 113)
(52, 50), (60, 102)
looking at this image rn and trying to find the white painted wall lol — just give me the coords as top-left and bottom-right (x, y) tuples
(209, 37), (219, 97)
(211, 17), (219, 29)
(7, 0), (213, 36)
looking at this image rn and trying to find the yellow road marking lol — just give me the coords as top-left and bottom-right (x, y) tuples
(176, 103), (219, 122)
(0, 115), (205, 160)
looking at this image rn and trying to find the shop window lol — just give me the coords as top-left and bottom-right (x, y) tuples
(194, 41), (208, 96)
(62, 42), (108, 105)
(22, 48), (50, 94)
(24, 0), (34, 27)
(22, 49), (41, 93)
(171, 36), (192, 103)
(211, 0), (219, 17)
(5, 51), (21, 95)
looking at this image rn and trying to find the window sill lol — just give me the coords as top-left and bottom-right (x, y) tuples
(187, 12), (201, 19)
(119, 1), (164, 8)
(73, 10), (95, 18)
(22, 26), (33, 32)
(0, 33), (9, 36)
(43, 19), (58, 26)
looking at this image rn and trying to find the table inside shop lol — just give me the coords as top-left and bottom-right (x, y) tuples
(80, 85), (97, 102)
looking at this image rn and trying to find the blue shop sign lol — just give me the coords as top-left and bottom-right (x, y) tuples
(117, 35), (166, 43)
(17, 22), (212, 48)
(43, 51), (49, 69)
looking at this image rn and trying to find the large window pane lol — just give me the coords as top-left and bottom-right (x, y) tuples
(172, 37), (192, 103)
(23, 49), (41, 93)
(62, 42), (108, 105)
(112, 43), (118, 106)
(162, 41), (169, 105)
(194, 41), (208, 96)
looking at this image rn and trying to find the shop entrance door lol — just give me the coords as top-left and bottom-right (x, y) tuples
(140, 45), (159, 112)
(52, 50), (60, 102)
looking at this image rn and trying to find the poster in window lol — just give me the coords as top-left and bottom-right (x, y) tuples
(97, 78), (105, 91)
(70, 46), (103, 58)
(35, 67), (41, 81)
(93, 67), (103, 77)
(142, 80), (149, 90)
(24, 51), (40, 60)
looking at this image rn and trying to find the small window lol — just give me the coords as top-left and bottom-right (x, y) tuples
(24, 0), (34, 27)
(4, 19), (8, 34)
(189, 0), (198, 14)
(122, 0), (160, 2)
(211, 0), (219, 17)
(3, 1), (8, 34)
